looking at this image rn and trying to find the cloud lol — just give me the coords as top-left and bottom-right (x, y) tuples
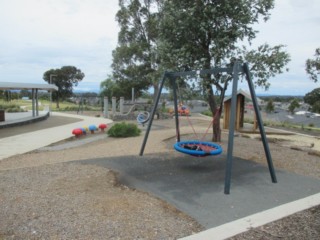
(243, 0), (320, 95)
(0, 0), (119, 86)
(0, 0), (318, 95)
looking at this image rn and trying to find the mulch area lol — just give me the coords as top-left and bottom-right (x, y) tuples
(0, 113), (319, 239)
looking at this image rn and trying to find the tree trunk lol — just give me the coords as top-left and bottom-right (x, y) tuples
(152, 82), (159, 105)
(206, 84), (222, 142)
(56, 94), (60, 109)
(213, 111), (222, 142)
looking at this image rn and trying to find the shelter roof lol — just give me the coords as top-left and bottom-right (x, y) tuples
(223, 89), (252, 102)
(0, 82), (58, 91)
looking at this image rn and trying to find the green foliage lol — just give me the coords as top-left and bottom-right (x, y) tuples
(6, 107), (25, 113)
(241, 44), (290, 90)
(265, 99), (275, 113)
(288, 98), (300, 114)
(158, 0), (289, 142)
(100, 77), (125, 99)
(59, 106), (95, 111)
(260, 95), (303, 103)
(0, 103), (25, 112)
(201, 110), (213, 117)
(309, 123), (315, 127)
(112, 0), (162, 99)
(107, 122), (141, 138)
(304, 88), (320, 113)
(112, 0), (291, 142)
(306, 48), (320, 82)
(43, 66), (85, 108)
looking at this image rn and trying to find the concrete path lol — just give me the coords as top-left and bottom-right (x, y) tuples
(0, 112), (113, 160)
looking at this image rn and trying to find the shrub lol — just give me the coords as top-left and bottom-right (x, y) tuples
(0, 103), (21, 110)
(107, 122), (141, 138)
(201, 110), (212, 117)
(6, 107), (25, 112)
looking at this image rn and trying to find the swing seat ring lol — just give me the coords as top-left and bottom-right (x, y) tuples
(174, 140), (222, 157)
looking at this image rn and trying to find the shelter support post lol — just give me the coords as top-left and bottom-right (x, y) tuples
(35, 89), (39, 116)
(112, 97), (116, 116)
(103, 97), (109, 118)
(224, 63), (240, 194)
(139, 72), (167, 156)
(32, 89), (36, 117)
(243, 63), (277, 183)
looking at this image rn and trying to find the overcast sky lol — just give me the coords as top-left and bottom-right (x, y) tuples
(0, 0), (319, 95)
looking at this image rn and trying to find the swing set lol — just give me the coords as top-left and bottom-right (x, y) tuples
(139, 62), (277, 194)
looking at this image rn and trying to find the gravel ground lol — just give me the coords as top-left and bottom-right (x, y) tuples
(0, 163), (201, 239)
(0, 115), (319, 239)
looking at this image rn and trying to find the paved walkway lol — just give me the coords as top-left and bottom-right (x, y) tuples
(0, 112), (113, 160)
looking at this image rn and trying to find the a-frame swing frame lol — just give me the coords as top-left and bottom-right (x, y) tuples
(139, 62), (277, 194)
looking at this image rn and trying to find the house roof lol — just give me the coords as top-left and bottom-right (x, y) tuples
(223, 89), (252, 102)
(0, 82), (58, 91)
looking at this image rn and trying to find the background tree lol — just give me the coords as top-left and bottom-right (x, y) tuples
(288, 98), (300, 114)
(4, 91), (11, 102)
(306, 48), (320, 82)
(43, 66), (85, 108)
(20, 89), (32, 99)
(304, 88), (320, 113)
(112, 0), (163, 101)
(100, 76), (126, 99)
(158, 0), (290, 141)
(265, 99), (275, 113)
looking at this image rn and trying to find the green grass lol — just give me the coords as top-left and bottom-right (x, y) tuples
(0, 99), (100, 111)
(246, 118), (320, 133)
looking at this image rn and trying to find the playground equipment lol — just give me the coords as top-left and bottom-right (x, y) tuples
(174, 108), (222, 157)
(139, 62), (277, 194)
(72, 123), (107, 137)
(88, 124), (98, 134)
(72, 128), (83, 138)
(174, 140), (222, 157)
(178, 105), (190, 116)
(80, 127), (87, 135)
(99, 123), (108, 132)
(137, 111), (150, 126)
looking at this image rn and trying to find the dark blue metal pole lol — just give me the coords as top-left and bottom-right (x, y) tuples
(243, 63), (277, 183)
(139, 72), (167, 156)
(171, 76), (180, 142)
(224, 62), (240, 194)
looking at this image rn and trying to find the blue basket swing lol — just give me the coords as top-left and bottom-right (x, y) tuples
(173, 112), (223, 157)
(174, 140), (222, 157)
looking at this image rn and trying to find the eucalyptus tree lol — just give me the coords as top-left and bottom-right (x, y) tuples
(158, 0), (290, 141)
(306, 47), (320, 82)
(43, 66), (85, 108)
(112, 0), (163, 100)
